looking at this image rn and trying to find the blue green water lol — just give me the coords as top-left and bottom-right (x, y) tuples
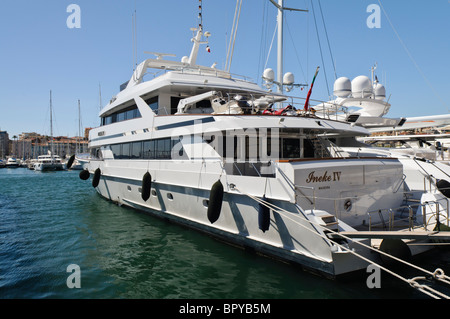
(0, 168), (449, 299)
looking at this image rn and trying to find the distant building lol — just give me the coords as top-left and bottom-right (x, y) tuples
(0, 130), (9, 158)
(11, 132), (89, 160)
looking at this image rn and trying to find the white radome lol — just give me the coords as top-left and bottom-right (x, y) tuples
(333, 77), (352, 98)
(351, 75), (373, 98)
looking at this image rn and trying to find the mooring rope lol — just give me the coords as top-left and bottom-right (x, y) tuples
(235, 187), (450, 299)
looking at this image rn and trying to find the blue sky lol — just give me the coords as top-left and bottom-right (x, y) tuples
(0, 0), (449, 138)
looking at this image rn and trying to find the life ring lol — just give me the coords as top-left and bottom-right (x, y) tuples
(141, 172), (152, 201)
(92, 168), (101, 188)
(207, 180), (224, 224)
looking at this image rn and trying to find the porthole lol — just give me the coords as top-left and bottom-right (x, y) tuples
(167, 193), (174, 200)
(151, 189), (157, 196)
(127, 186), (132, 192)
(202, 199), (209, 208)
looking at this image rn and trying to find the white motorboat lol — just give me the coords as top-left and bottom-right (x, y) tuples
(6, 157), (20, 168)
(34, 154), (65, 171)
(80, 3), (450, 279)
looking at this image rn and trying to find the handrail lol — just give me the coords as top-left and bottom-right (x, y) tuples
(294, 184), (316, 208)
(367, 200), (450, 231)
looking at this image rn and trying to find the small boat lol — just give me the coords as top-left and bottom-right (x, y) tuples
(35, 91), (65, 172)
(6, 157), (20, 168)
(34, 154), (65, 171)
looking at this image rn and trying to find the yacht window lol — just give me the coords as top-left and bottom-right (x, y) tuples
(144, 96), (159, 112)
(130, 142), (142, 159)
(303, 139), (315, 158)
(171, 97), (182, 114)
(282, 138), (300, 159)
(126, 109), (136, 120)
(100, 103), (141, 126)
(121, 143), (130, 159)
(143, 140), (155, 159)
(111, 144), (121, 158)
(156, 139), (170, 159)
(117, 112), (126, 122)
(110, 137), (179, 160)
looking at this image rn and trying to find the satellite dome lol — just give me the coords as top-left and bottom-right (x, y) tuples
(283, 72), (295, 85)
(263, 68), (275, 82)
(374, 83), (386, 100)
(352, 76), (373, 98)
(333, 77), (352, 98)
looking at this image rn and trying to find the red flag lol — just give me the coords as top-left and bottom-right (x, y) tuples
(304, 66), (320, 111)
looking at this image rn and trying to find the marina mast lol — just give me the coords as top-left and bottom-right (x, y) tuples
(269, 0), (308, 93)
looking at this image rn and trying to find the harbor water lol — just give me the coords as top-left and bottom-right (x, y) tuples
(1, 168), (449, 299)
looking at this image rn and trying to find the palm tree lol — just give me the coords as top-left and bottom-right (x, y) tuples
(12, 135), (17, 157)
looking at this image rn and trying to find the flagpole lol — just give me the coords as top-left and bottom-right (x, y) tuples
(304, 66), (320, 111)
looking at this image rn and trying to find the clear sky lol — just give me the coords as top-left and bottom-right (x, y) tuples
(0, 0), (449, 138)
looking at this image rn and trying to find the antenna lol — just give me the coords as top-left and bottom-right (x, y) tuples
(99, 83), (102, 112)
(132, 2), (138, 71)
(198, 0), (203, 28)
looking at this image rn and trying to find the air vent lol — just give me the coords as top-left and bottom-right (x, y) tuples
(346, 114), (360, 123)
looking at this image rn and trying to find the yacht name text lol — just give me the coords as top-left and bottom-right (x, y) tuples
(306, 171), (341, 183)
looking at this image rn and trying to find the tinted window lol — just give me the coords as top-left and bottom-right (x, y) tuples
(111, 144), (121, 158)
(121, 143), (130, 159)
(131, 142), (142, 159)
(143, 140), (155, 159)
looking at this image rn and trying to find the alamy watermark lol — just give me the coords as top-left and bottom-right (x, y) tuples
(66, 264), (81, 289)
(66, 4), (81, 29)
(367, 4), (381, 29)
(366, 264), (381, 289)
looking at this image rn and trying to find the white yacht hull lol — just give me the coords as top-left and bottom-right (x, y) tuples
(34, 163), (65, 171)
(86, 158), (410, 277)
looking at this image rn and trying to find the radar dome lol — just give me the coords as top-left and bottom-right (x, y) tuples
(283, 72), (295, 85)
(374, 83), (386, 100)
(352, 76), (373, 98)
(333, 77), (352, 98)
(263, 68), (275, 82)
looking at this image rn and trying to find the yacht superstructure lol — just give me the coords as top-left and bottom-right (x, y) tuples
(79, 19), (450, 279)
(34, 154), (64, 171)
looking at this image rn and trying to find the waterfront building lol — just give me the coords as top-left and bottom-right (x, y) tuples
(11, 132), (89, 160)
(0, 130), (9, 159)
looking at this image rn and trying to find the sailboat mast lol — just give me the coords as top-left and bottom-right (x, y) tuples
(78, 99), (81, 154)
(50, 90), (54, 159)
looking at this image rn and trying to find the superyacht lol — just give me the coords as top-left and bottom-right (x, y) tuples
(81, 3), (450, 278)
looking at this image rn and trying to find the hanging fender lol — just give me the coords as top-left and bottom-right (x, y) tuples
(66, 155), (75, 170)
(141, 172), (152, 201)
(437, 179), (450, 198)
(79, 169), (90, 180)
(258, 196), (270, 232)
(92, 168), (101, 188)
(207, 180), (224, 224)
